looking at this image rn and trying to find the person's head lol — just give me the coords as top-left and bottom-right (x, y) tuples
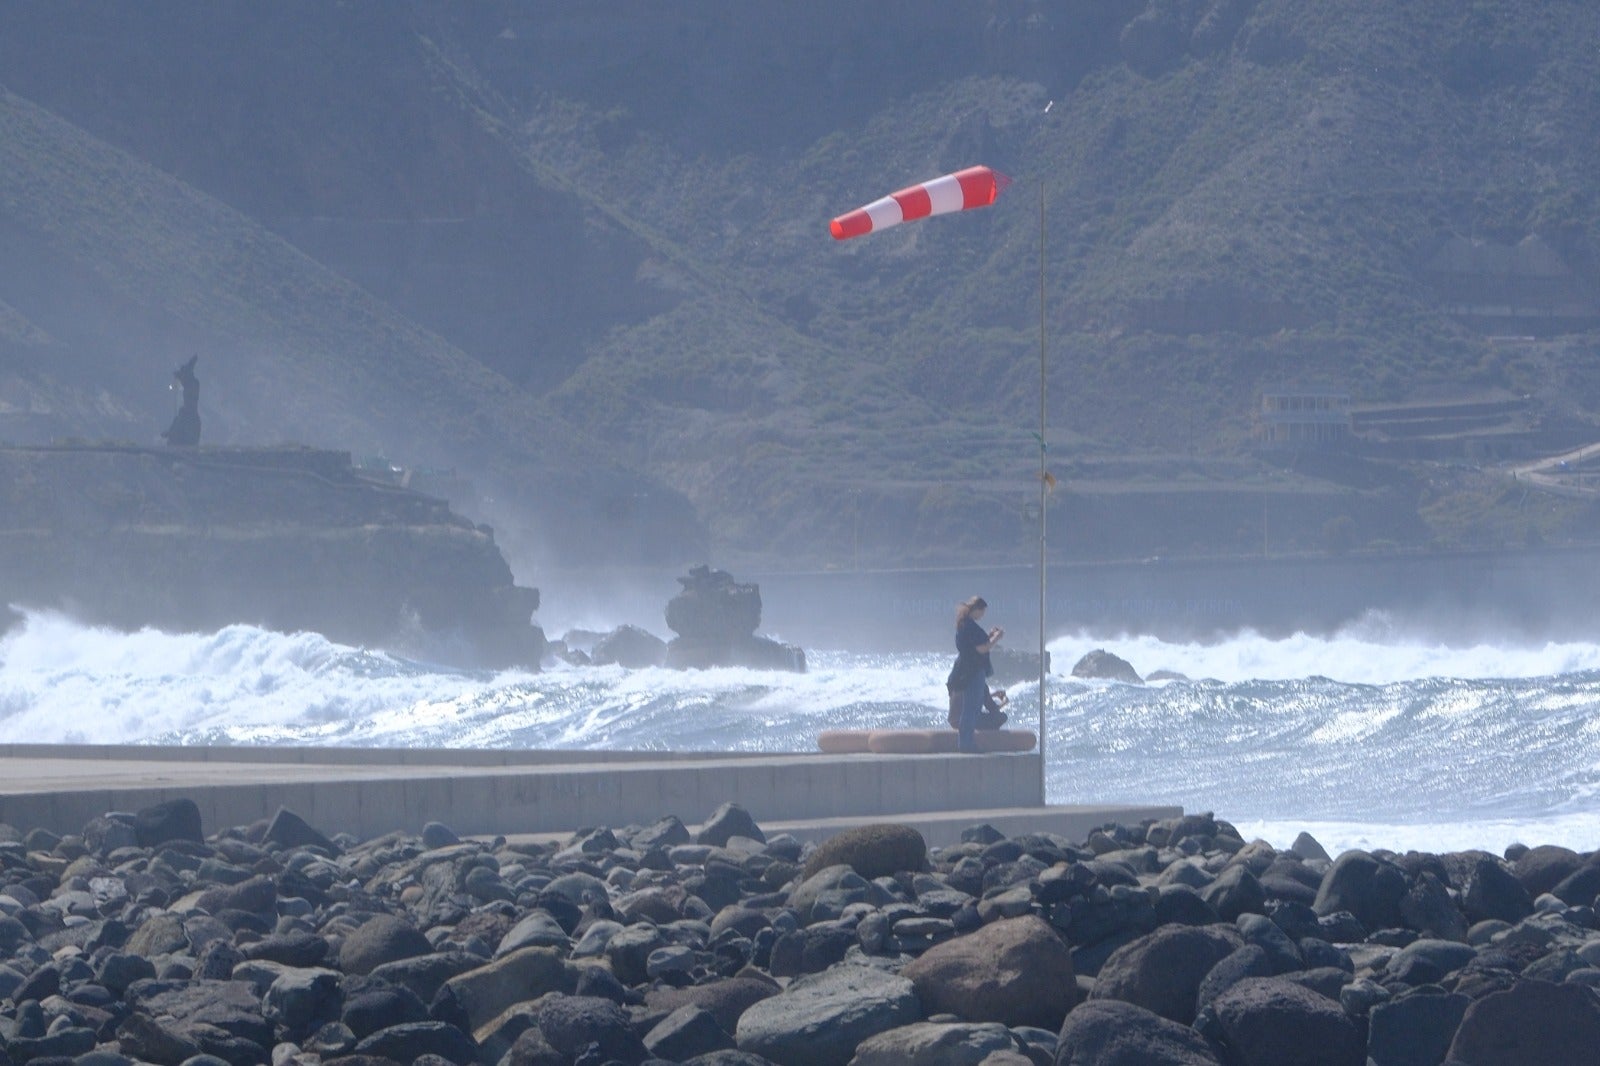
(956, 595), (988, 626)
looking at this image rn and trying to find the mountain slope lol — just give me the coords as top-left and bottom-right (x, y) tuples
(3, 2), (1599, 568)
(0, 87), (703, 564)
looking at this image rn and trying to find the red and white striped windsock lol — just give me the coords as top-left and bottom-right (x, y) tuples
(829, 165), (1011, 240)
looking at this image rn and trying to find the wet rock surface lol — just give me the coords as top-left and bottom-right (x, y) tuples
(0, 802), (1595, 1064)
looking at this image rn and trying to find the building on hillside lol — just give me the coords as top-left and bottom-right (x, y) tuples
(1255, 385), (1352, 449)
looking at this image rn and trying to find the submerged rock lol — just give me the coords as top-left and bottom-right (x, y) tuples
(1070, 649), (1143, 683)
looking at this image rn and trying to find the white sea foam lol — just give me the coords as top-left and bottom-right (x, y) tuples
(5, 608), (1600, 850)
(1049, 615), (1600, 686)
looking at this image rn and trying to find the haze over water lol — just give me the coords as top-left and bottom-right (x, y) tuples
(4, 607), (1598, 857)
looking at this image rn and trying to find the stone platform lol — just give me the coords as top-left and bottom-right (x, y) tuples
(0, 744), (1180, 847)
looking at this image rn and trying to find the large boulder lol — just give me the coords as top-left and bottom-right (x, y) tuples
(647, 975), (781, 1035)
(134, 798), (204, 847)
(1313, 851), (1406, 931)
(1550, 860), (1600, 906)
(437, 947), (576, 1031)
(538, 994), (649, 1064)
(1385, 939), (1477, 987)
(802, 824), (927, 881)
(644, 1005), (736, 1062)
(339, 914), (432, 975)
(902, 915), (1076, 1030)
(128, 980), (275, 1052)
(1367, 991), (1469, 1066)
(735, 963), (920, 1066)
(849, 1021), (1016, 1066)
(355, 1020), (480, 1064)
(1399, 871), (1469, 942)
(1194, 945), (1276, 1016)
(264, 806), (336, 852)
(496, 910), (572, 956)
(369, 950), (482, 1004)
(1512, 845), (1584, 898)
(1444, 978), (1600, 1064)
(1055, 999), (1223, 1066)
(126, 913), (189, 957)
(1089, 923), (1243, 1025)
(1461, 857), (1533, 925)
(788, 865), (871, 923)
(262, 967), (344, 1036)
(698, 802), (767, 847)
(1200, 865), (1265, 922)
(1200, 977), (1364, 1066)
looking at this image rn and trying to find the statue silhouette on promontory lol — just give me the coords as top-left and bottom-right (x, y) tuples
(161, 355), (201, 446)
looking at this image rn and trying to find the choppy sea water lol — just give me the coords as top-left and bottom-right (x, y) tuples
(3, 608), (1599, 857)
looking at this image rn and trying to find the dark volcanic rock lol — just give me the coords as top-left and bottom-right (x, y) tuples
(343, 983), (430, 1040)
(8, 794), (1600, 1066)
(800, 823), (926, 881)
(1461, 857), (1534, 924)
(698, 802), (766, 847)
(1550, 860), (1600, 906)
(734, 964), (920, 1066)
(1194, 945), (1276, 1015)
(647, 975), (781, 1035)
(851, 1021), (1018, 1065)
(134, 798), (205, 847)
(355, 1020), (480, 1064)
(1056, 999), (1223, 1065)
(902, 914), (1076, 1030)
(265, 806), (337, 852)
(1089, 923), (1243, 1025)
(1313, 851), (1406, 931)
(1200, 864), (1265, 922)
(1200, 977), (1364, 1066)
(340, 914), (433, 975)
(538, 994), (649, 1063)
(1070, 649), (1142, 683)
(1444, 978), (1600, 1064)
(0, 445), (549, 669)
(643, 1004), (736, 1061)
(1513, 845), (1584, 898)
(591, 624), (668, 668)
(1400, 870), (1469, 942)
(1367, 990), (1469, 1066)
(665, 565), (805, 671)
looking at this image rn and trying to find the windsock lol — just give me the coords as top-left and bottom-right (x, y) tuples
(829, 165), (1010, 240)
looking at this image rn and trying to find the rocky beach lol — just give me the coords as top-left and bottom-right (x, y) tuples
(0, 798), (1595, 1066)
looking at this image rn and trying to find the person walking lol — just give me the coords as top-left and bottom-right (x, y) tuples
(948, 596), (1003, 752)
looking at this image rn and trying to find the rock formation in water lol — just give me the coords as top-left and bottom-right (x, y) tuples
(1071, 648), (1144, 684)
(664, 565), (805, 671)
(0, 443), (544, 668)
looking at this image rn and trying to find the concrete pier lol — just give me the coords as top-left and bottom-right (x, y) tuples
(0, 744), (1180, 847)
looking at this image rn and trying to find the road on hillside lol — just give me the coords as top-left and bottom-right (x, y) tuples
(1509, 442), (1600, 497)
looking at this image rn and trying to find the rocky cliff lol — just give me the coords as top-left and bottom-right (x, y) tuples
(0, 444), (545, 668)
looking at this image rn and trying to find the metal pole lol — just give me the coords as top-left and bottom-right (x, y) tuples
(1038, 178), (1048, 804)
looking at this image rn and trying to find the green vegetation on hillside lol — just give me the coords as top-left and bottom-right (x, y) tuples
(2, 1), (1599, 568)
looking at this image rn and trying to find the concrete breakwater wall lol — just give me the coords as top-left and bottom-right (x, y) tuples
(0, 745), (1179, 846)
